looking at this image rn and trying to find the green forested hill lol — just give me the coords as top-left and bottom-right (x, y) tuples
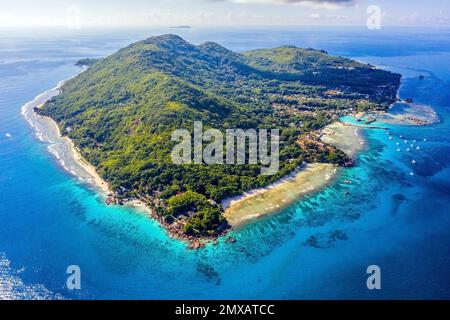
(39, 34), (400, 237)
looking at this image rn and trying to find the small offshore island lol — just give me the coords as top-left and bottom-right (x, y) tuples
(32, 34), (401, 248)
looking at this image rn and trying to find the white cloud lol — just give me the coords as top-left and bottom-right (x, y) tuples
(210, 0), (357, 10)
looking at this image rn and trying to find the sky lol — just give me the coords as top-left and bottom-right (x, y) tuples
(0, 0), (449, 28)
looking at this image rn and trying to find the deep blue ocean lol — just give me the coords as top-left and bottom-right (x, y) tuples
(0, 27), (449, 299)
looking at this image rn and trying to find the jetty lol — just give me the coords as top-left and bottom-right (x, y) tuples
(339, 121), (388, 130)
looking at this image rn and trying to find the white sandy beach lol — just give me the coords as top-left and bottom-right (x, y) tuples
(223, 163), (338, 226)
(21, 80), (155, 215)
(22, 77), (367, 228)
(223, 120), (366, 226)
(377, 102), (440, 126)
(21, 81), (109, 193)
(320, 121), (366, 158)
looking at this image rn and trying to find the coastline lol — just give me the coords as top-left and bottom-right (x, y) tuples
(352, 99), (440, 127)
(22, 78), (109, 193)
(21, 76), (152, 214)
(21, 77), (221, 248)
(21, 79), (368, 231)
(21, 81), (358, 244)
(376, 101), (440, 126)
(21, 75), (381, 242)
(223, 120), (366, 226)
(223, 163), (339, 227)
(320, 121), (366, 158)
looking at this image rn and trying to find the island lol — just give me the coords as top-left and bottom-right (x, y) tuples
(36, 34), (401, 247)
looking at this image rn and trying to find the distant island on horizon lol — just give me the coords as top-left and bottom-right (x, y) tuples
(169, 25), (192, 29)
(36, 34), (401, 246)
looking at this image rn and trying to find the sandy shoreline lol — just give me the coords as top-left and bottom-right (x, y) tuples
(22, 84), (346, 239)
(376, 101), (440, 126)
(21, 80), (107, 191)
(222, 120), (366, 226)
(320, 121), (367, 158)
(223, 163), (338, 226)
(22, 77), (366, 230)
(21, 78), (151, 214)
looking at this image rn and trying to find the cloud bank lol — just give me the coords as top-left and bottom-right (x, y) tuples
(211, 0), (357, 9)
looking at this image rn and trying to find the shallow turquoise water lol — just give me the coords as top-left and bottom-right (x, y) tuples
(0, 27), (449, 299)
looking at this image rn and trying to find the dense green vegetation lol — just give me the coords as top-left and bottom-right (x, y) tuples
(166, 191), (225, 236)
(39, 34), (400, 237)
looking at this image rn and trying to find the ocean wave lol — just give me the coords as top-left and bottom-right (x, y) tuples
(0, 252), (64, 300)
(20, 70), (108, 194)
(47, 145), (61, 160)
